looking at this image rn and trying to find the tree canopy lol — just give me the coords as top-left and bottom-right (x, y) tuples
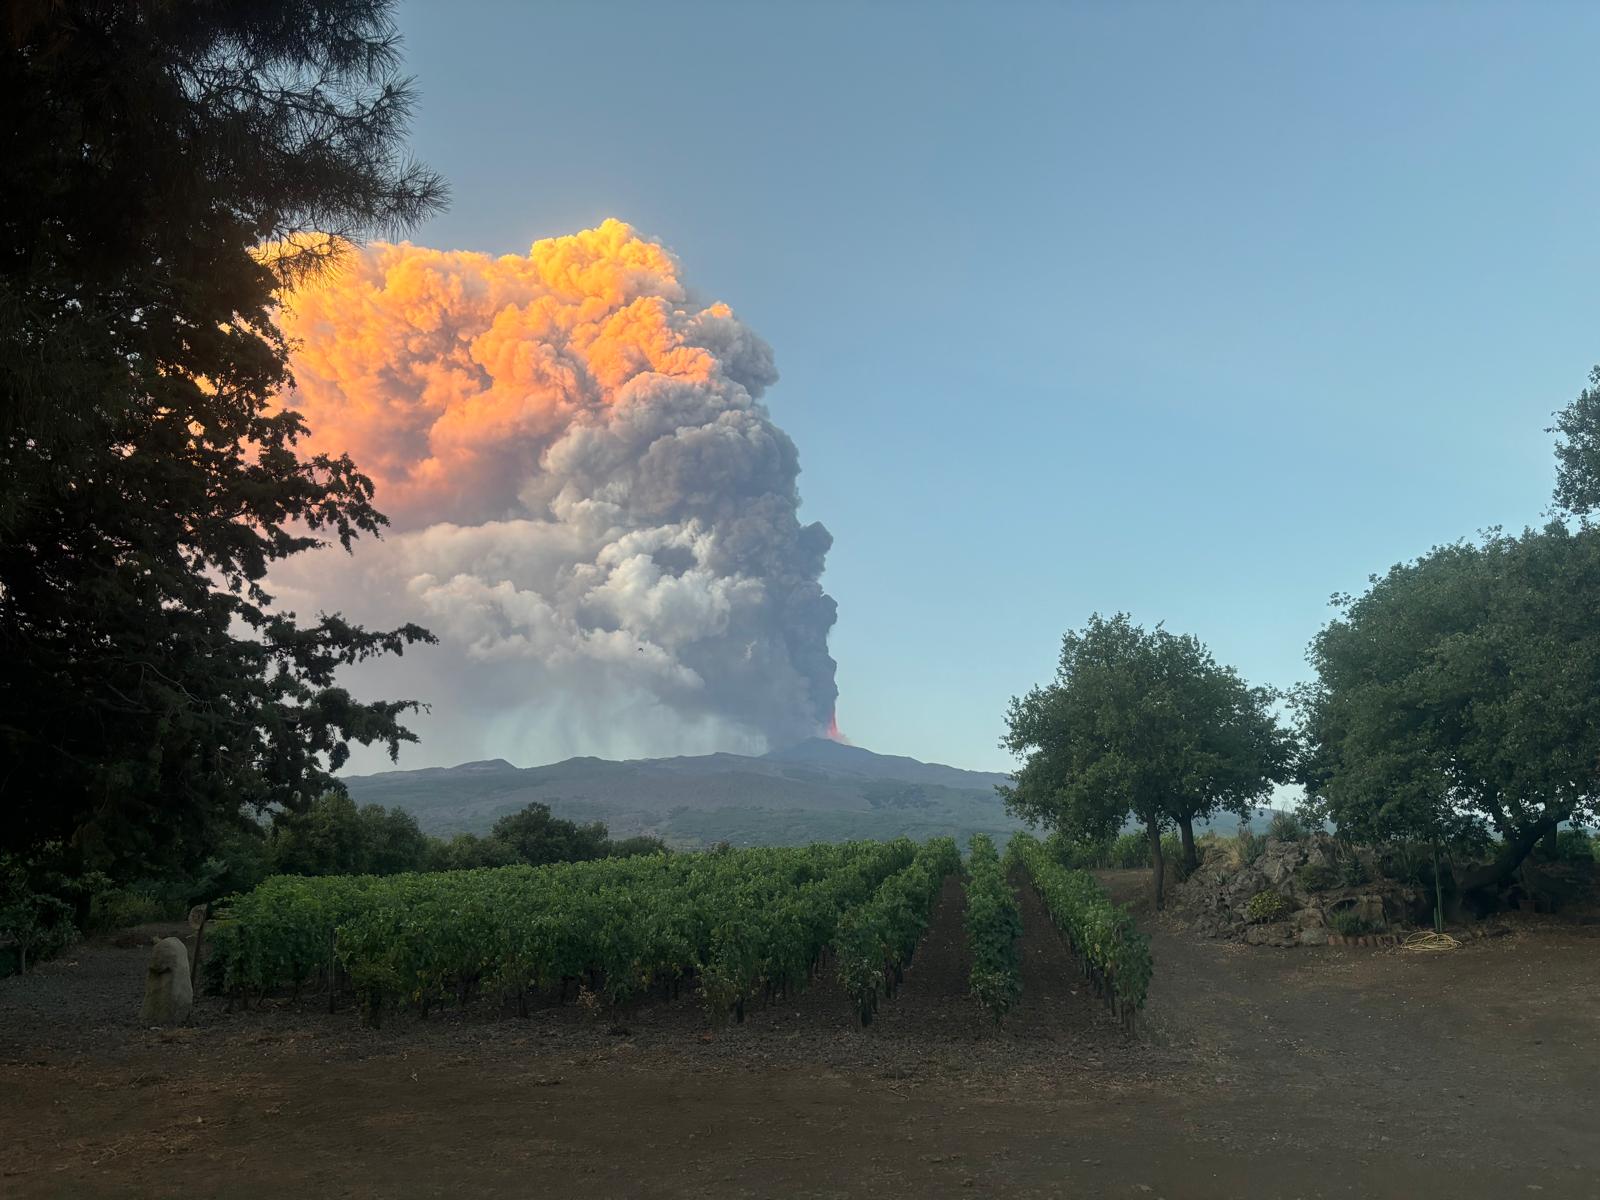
(1, 0), (445, 888)
(1295, 522), (1600, 893)
(1551, 365), (1600, 517)
(1000, 614), (1290, 907)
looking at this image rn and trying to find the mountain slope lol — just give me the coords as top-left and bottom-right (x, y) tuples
(342, 741), (1022, 848)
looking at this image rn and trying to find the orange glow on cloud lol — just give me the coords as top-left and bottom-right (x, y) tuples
(270, 220), (839, 753)
(279, 219), (765, 530)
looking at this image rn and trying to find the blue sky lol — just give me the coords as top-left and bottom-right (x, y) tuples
(387, 0), (1600, 771)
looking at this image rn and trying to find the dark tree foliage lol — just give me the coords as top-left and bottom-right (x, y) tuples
(1000, 614), (1289, 909)
(1295, 523), (1600, 894)
(485, 804), (615, 868)
(266, 796), (669, 877)
(1551, 365), (1600, 516)
(0, 1), (446, 887)
(267, 792), (430, 878)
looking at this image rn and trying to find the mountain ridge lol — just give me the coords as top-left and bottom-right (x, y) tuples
(342, 739), (1021, 848)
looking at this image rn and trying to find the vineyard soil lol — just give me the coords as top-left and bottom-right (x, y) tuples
(3, 873), (1598, 1198)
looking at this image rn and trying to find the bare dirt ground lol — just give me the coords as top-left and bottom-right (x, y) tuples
(2, 872), (1597, 1199)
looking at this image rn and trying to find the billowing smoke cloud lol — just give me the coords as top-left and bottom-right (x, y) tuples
(272, 220), (837, 765)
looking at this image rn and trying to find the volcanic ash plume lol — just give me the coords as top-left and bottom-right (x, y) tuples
(275, 220), (837, 760)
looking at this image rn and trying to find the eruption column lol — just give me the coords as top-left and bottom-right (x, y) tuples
(274, 220), (837, 759)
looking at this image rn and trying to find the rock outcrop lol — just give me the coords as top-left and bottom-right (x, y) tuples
(1173, 834), (1422, 948)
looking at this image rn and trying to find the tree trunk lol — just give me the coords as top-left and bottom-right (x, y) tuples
(1178, 814), (1198, 873)
(1540, 825), (1560, 859)
(1455, 814), (1562, 896)
(1147, 817), (1165, 911)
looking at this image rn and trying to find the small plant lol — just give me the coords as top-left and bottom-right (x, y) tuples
(1266, 810), (1311, 842)
(1296, 863), (1337, 892)
(1338, 855), (1369, 887)
(1238, 827), (1266, 867)
(1246, 890), (1291, 923)
(1327, 910), (1382, 937)
(576, 984), (603, 1023)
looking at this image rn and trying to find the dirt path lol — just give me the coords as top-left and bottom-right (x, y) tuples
(3, 879), (1599, 1198)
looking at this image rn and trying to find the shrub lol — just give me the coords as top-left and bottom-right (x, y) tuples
(1238, 827), (1267, 866)
(1328, 910), (1382, 937)
(1044, 831), (1113, 870)
(1553, 829), (1595, 863)
(1246, 890), (1291, 923)
(1, 850), (88, 972)
(1266, 810), (1311, 841)
(88, 886), (179, 932)
(1296, 863), (1337, 892)
(1338, 855), (1369, 887)
(0, 880), (76, 973)
(1110, 831), (1150, 869)
(1161, 831), (1186, 871)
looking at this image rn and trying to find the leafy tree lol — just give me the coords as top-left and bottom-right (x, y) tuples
(355, 803), (432, 875)
(488, 804), (613, 867)
(268, 792), (366, 877)
(1295, 523), (1600, 896)
(268, 792), (430, 876)
(1551, 365), (1600, 516)
(0, 1), (445, 894)
(1, 847), (83, 972)
(1000, 614), (1289, 908)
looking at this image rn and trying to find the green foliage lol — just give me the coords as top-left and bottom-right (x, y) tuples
(963, 835), (1022, 1022)
(1043, 828), (1185, 872)
(1295, 863), (1337, 892)
(485, 804), (612, 867)
(1338, 854), (1370, 888)
(1266, 810), (1312, 842)
(205, 840), (952, 1024)
(263, 796), (661, 880)
(1044, 831), (1110, 869)
(1295, 521), (1600, 888)
(1, 0), (444, 885)
(835, 839), (962, 1024)
(0, 852), (80, 972)
(1551, 365), (1600, 516)
(1237, 827), (1267, 866)
(88, 886), (187, 933)
(1327, 910), (1383, 937)
(1550, 829), (1596, 864)
(1009, 834), (1152, 1010)
(1113, 831), (1154, 868)
(1001, 614), (1291, 907)
(1246, 891), (1291, 923)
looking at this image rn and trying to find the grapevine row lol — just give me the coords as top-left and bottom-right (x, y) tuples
(963, 833), (1022, 1022)
(834, 836), (961, 1024)
(1007, 833), (1152, 1025)
(207, 838), (966, 1025)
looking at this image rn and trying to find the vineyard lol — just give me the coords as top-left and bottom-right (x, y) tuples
(964, 833), (1022, 1021)
(1008, 834), (1152, 1024)
(206, 834), (1148, 1029)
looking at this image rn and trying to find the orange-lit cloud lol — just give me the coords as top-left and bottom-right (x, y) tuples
(272, 221), (837, 762)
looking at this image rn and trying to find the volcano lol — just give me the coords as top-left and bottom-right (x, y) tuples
(341, 739), (1020, 848)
